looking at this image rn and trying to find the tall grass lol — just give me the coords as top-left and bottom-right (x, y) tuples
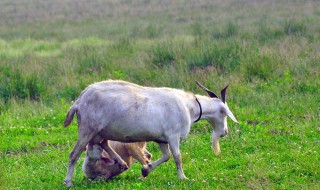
(0, 66), (43, 102)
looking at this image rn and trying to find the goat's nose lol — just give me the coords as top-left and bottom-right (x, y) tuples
(220, 129), (228, 137)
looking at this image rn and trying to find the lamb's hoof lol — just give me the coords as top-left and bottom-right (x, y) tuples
(141, 166), (150, 177)
(63, 179), (72, 188)
(114, 159), (129, 170)
(118, 162), (129, 170)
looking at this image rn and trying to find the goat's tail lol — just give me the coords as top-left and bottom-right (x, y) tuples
(64, 105), (78, 127)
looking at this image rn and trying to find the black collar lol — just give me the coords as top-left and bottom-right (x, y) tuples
(194, 96), (202, 123)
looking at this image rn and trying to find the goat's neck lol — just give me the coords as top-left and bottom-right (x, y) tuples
(191, 95), (217, 122)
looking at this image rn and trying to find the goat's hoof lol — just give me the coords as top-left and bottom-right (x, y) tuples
(63, 179), (72, 188)
(141, 166), (150, 177)
(138, 175), (146, 180)
(179, 175), (189, 180)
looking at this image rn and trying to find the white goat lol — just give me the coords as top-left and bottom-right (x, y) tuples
(63, 80), (238, 187)
(82, 141), (152, 180)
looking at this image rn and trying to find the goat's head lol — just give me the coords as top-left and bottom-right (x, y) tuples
(196, 81), (238, 155)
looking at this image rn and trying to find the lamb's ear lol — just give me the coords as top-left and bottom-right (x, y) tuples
(101, 157), (116, 165)
(221, 84), (229, 103)
(87, 143), (93, 150)
(195, 81), (219, 98)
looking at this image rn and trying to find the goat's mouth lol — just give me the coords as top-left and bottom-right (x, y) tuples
(220, 128), (228, 138)
(220, 133), (227, 138)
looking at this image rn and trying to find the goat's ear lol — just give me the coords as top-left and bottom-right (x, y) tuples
(220, 84), (229, 103)
(195, 81), (219, 98)
(224, 107), (239, 123)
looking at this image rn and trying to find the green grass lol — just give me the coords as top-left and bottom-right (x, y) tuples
(0, 0), (319, 189)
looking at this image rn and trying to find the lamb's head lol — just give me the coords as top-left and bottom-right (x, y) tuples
(196, 82), (238, 155)
(86, 143), (104, 161)
(84, 143), (120, 180)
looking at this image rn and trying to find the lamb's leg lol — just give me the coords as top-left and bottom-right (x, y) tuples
(133, 147), (152, 179)
(131, 146), (151, 166)
(100, 140), (128, 170)
(144, 149), (152, 161)
(141, 143), (170, 177)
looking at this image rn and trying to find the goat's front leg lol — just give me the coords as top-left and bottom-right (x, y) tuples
(169, 137), (188, 180)
(100, 140), (128, 170)
(142, 143), (170, 177)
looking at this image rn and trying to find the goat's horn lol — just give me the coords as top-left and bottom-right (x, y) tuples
(195, 81), (218, 98)
(220, 84), (229, 103)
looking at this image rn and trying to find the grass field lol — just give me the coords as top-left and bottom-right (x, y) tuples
(0, 0), (319, 189)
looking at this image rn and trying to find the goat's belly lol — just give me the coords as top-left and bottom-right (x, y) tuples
(97, 125), (165, 143)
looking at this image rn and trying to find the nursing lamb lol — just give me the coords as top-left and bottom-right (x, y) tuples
(83, 141), (151, 180)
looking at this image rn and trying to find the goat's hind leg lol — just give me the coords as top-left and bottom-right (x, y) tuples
(141, 143), (170, 177)
(64, 131), (95, 188)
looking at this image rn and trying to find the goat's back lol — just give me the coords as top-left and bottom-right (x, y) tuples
(74, 80), (193, 143)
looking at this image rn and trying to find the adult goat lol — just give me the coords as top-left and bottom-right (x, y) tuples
(63, 80), (238, 187)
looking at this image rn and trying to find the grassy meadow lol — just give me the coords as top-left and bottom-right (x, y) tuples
(0, 0), (319, 189)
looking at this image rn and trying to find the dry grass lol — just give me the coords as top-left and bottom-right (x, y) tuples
(1, 0), (320, 39)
